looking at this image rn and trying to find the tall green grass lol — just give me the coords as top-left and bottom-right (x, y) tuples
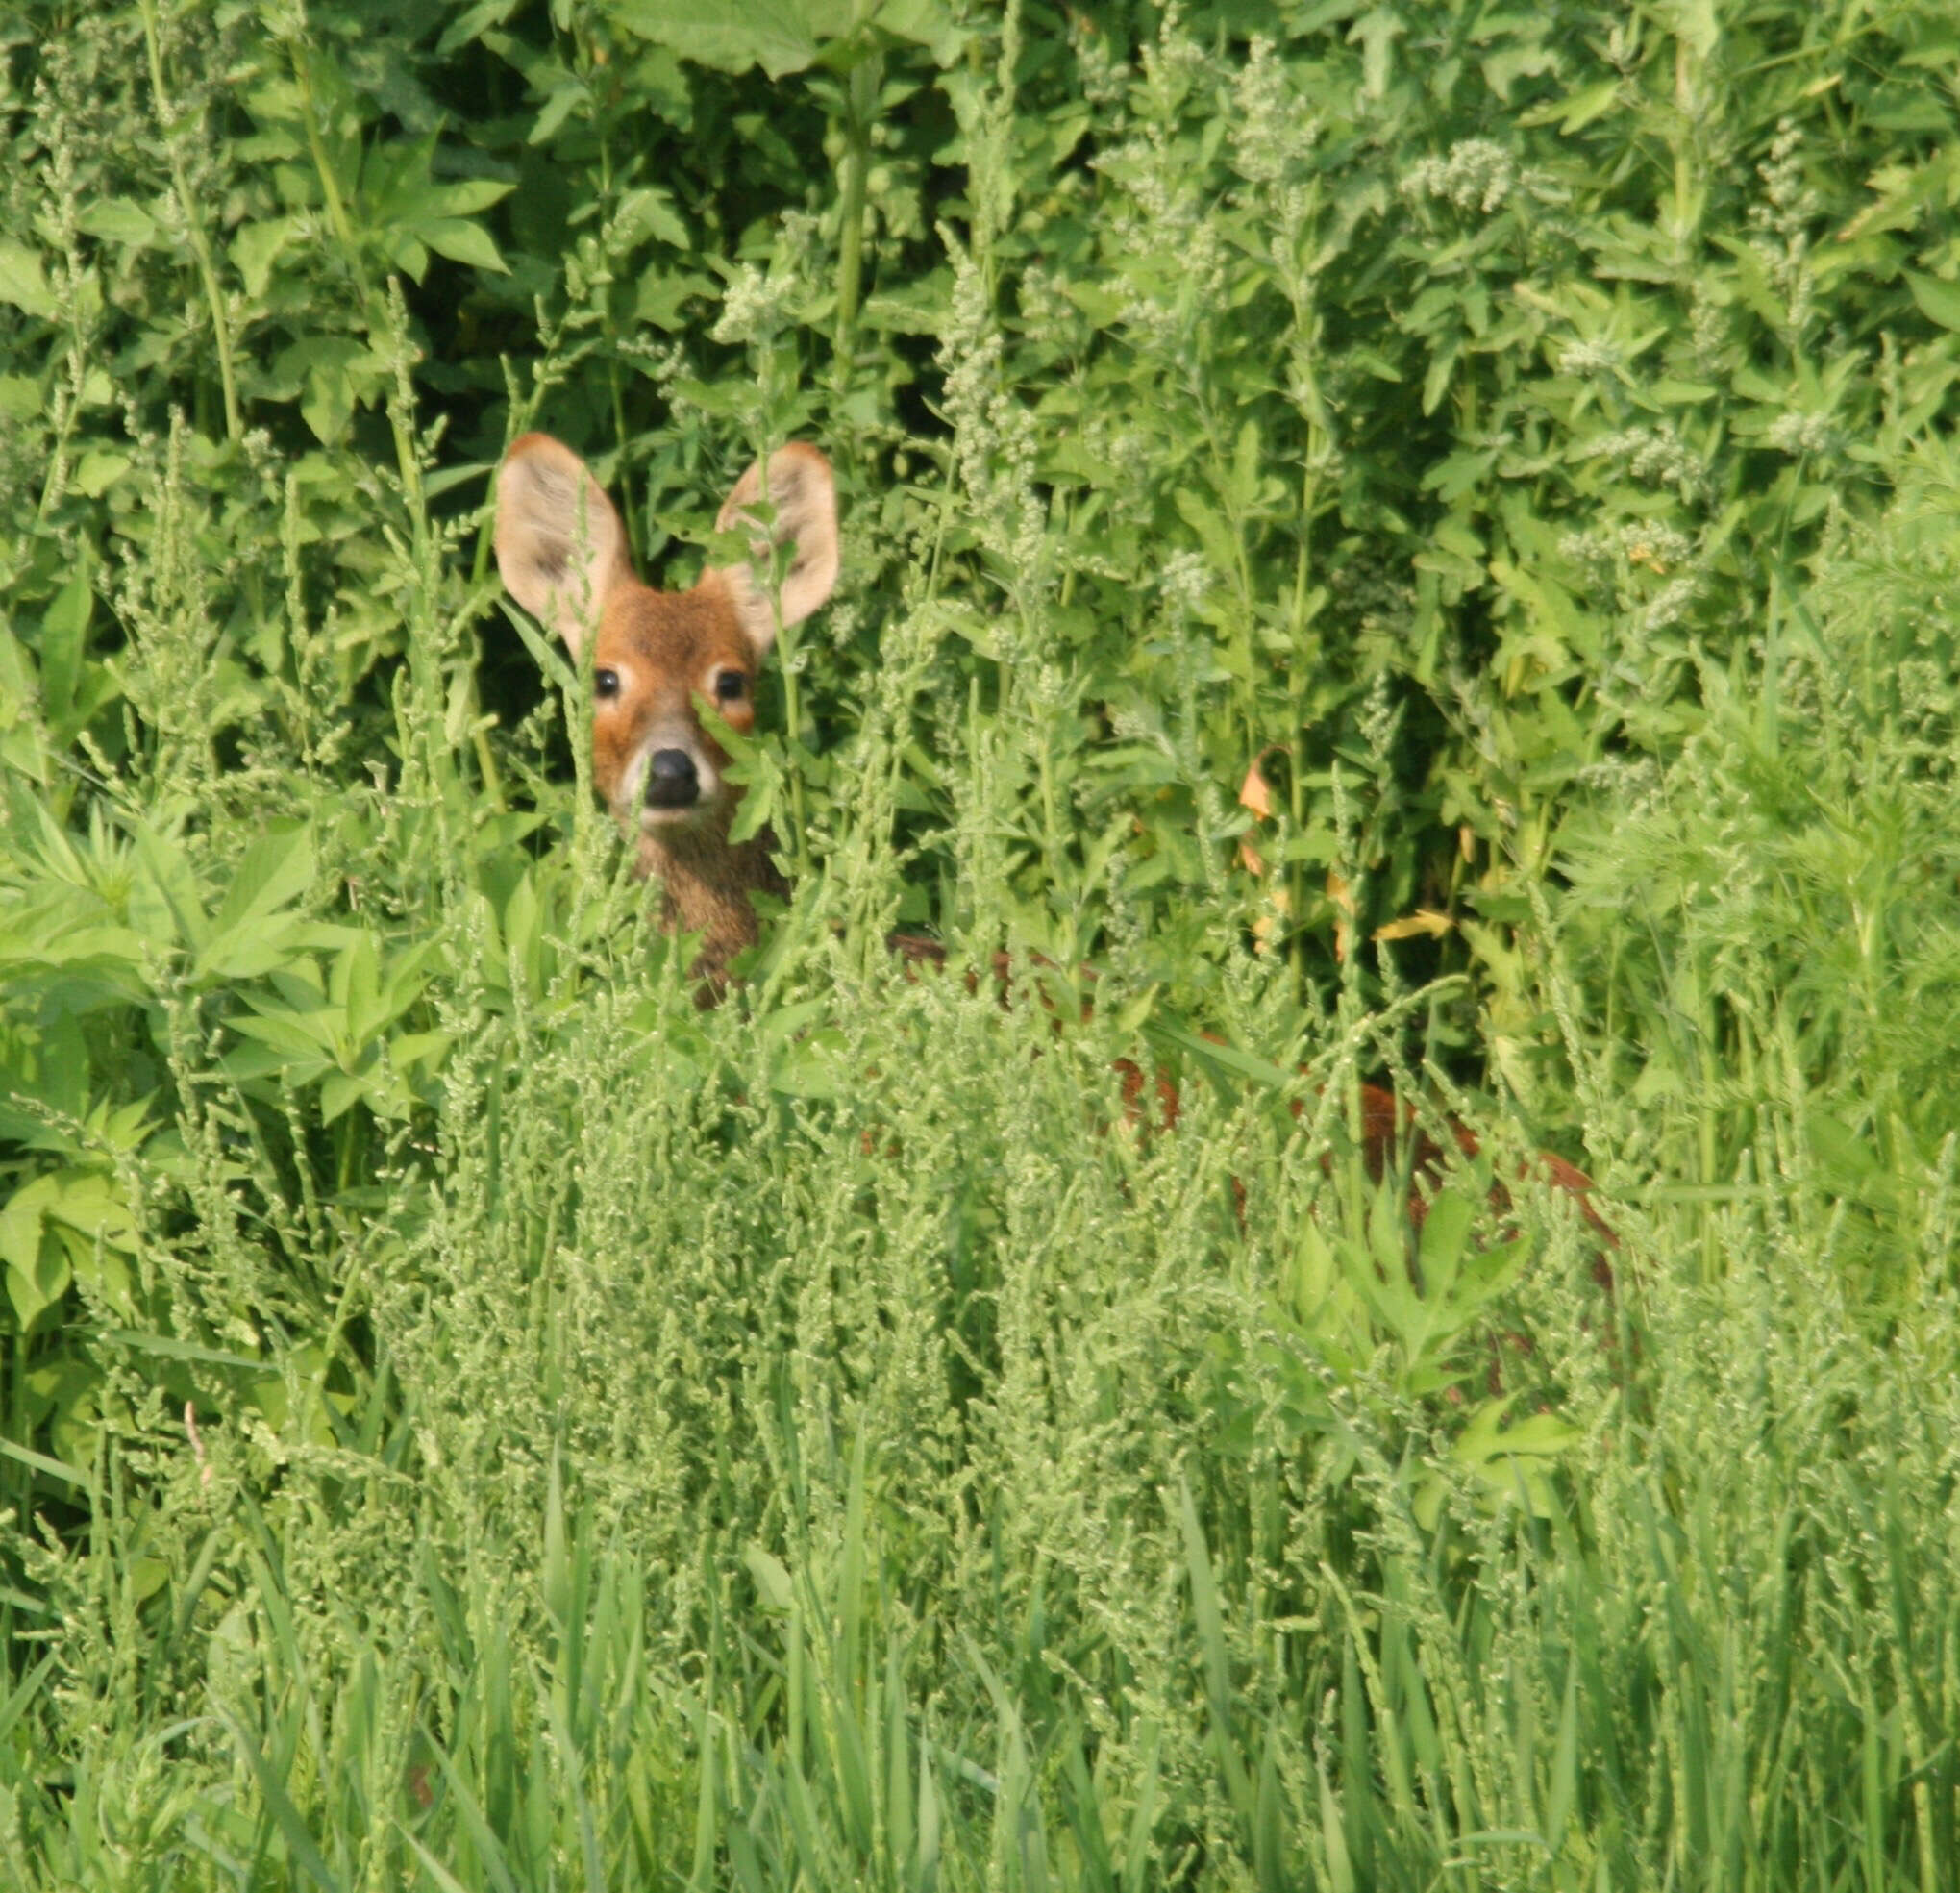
(5, 0), (1960, 1883)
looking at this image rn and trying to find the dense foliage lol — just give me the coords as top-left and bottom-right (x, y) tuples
(4, 0), (1960, 1884)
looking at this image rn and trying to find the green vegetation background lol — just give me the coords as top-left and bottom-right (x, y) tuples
(5, 0), (1960, 1883)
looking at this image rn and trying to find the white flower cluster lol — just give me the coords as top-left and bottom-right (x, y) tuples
(1558, 519), (1704, 630)
(1015, 265), (1077, 349)
(1687, 285), (1728, 378)
(1640, 575), (1698, 633)
(618, 335), (689, 392)
(1766, 411), (1836, 457)
(1158, 549), (1210, 613)
(1749, 120), (1821, 334)
(1575, 753), (1663, 815)
(1557, 337), (1623, 378)
(709, 214), (815, 349)
(710, 262), (798, 348)
(1137, 8), (1212, 101)
(1090, 121), (1227, 348)
(934, 234), (1046, 589)
(1561, 520), (1697, 580)
(1094, 136), (1175, 226)
(1071, 12), (1129, 110)
(1400, 139), (1518, 215)
(1580, 424), (1703, 497)
(1230, 37), (1316, 187)
(1357, 668), (1402, 767)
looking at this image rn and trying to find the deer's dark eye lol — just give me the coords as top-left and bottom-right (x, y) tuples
(713, 669), (746, 702)
(594, 668), (620, 699)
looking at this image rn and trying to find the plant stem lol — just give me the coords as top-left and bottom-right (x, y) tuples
(832, 51), (881, 385)
(137, 0), (241, 443)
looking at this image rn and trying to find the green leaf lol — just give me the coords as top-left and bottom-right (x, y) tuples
(528, 77), (589, 144)
(418, 218), (509, 274)
(616, 187), (690, 250)
(211, 821), (316, 942)
(607, 0), (854, 77)
(76, 198), (160, 249)
(2, 1188), (69, 1330)
(273, 337), (380, 446)
(430, 179), (515, 218)
(319, 1070), (371, 1124)
(437, 0), (521, 55)
(38, 572), (90, 733)
(70, 451), (132, 499)
(215, 1706), (349, 1893)
(736, 1552), (787, 1622)
(0, 1176), (58, 1277)
(42, 1172), (137, 1254)
(234, 216), (302, 299)
(1906, 272), (1960, 333)
(133, 824), (211, 953)
(196, 822), (316, 982)
(864, 0), (966, 62)
(0, 240), (56, 319)
(1415, 1186), (1474, 1307)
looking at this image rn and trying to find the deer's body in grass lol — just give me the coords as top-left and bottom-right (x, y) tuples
(494, 432), (837, 985)
(496, 436), (1614, 1253)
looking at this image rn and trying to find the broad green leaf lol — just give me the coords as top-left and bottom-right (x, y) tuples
(2, 1187), (69, 1330)
(70, 451), (131, 498)
(419, 218), (509, 274)
(273, 337), (378, 445)
(196, 822), (315, 981)
(211, 821), (316, 943)
(233, 216), (302, 298)
(133, 825), (210, 953)
(0, 1176), (59, 1278)
(607, 0), (854, 77)
(76, 199), (160, 249)
(616, 187), (689, 250)
(1415, 1186), (1474, 1307)
(1906, 272), (1960, 333)
(42, 1172), (137, 1253)
(0, 240), (55, 319)
(429, 179), (515, 218)
(38, 572), (89, 731)
(864, 0), (965, 61)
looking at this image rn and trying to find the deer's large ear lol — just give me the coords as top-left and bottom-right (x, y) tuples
(714, 442), (839, 657)
(495, 434), (633, 660)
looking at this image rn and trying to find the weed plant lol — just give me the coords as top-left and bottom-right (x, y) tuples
(3, 1), (1959, 1885)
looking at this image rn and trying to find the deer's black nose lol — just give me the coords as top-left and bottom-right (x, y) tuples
(645, 748), (699, 809)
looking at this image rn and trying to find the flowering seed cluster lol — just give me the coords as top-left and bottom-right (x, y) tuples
(1579, 425), (1703, 497)
(1401, 139), (1521, 215)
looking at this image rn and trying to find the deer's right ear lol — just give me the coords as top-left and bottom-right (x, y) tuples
(494, 434), (633, 660)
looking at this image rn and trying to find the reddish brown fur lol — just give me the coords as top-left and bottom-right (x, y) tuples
(891, 934), (1615, 1263)
(495, 433), (836, 984)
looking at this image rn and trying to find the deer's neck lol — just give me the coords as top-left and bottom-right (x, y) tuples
(635, 820), (787, 980)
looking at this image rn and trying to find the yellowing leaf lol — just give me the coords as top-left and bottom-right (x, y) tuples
(1374, 909), (1454, 942)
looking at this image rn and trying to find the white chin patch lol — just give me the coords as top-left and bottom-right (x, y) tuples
(637, 803), (708, 832)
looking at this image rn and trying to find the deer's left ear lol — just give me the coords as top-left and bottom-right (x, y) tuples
(713, 442), (839, 657)
(495, 433), (633, 662)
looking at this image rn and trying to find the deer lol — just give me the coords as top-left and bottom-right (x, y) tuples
(494, 430), (839, 988)
(493, 434), (1615, 1260)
